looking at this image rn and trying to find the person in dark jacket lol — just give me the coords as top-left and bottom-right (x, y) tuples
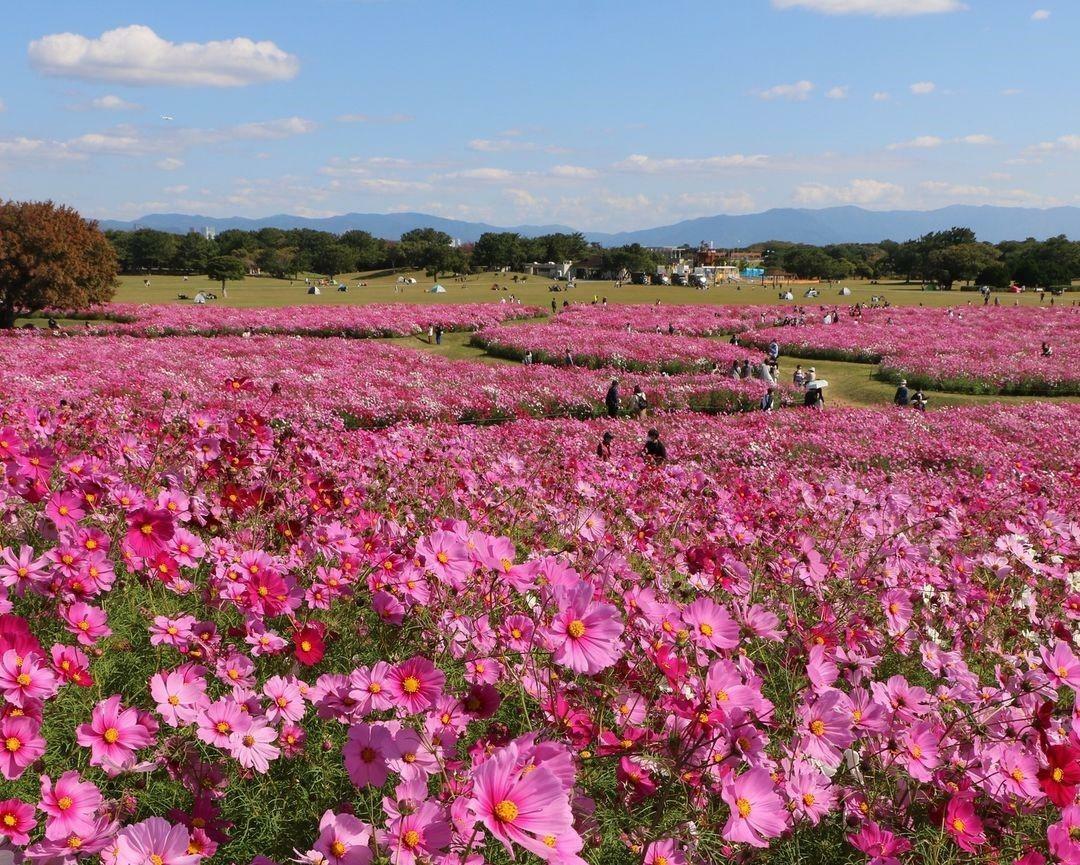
(605, 379), (620, 418)
(643, 428), (667, 463)
(804, 387), (825, 409)
(894, 379), (910, 406)
(596, 431), (614, 459)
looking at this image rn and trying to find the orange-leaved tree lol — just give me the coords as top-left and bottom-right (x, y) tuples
(0, 200), (118, 328)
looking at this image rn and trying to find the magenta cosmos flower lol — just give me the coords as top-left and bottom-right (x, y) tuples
(344, 723), (395, 788)
(39, 771), (103, 839)
(470, 742), (574, 856)
(721, 768), (788, 848)
(0, 715), (46, 780)
(0, 797), (36, 845)
(383, 800), (450, 865)
(385, 656), (445, 714)
(115, 816), (201, 865)
(681, 598), (739, 651)
(75, 694), (155, 775)
(944, 795), (985, 853)
(548, 580), (624, 675)
(124, 507), (175, 560)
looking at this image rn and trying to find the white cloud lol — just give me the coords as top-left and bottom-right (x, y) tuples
(887, 135), (944, 150)
(163, 184), (189, 194)
(336, 113), (413, 124)
(1002, 88), (1022, 96)
(794, 178), (903, 205)
(1031, 9), (1051, 20)
(825, 86), (849, 99)
(156, 157), (184, 170)
(227, 117), (317, 140)
(550, 164), (598, 179)
(886, 133), (992, 150)
(448, 168), (515, 181)
(90, 94), (140, 111)
(674, 191), (756, 213)
(919, 181), (991, 197)
(872, 91), (891, 101)
(613, 153), (773, 173)
(759, 80), (814, 101)
(347, 178), (433, 193)
(910, 81), (936, 95)
(0, 137), (84, 162)
(467, 138), (568, 155)
(28, 25), (299, 87)
(773, 0), (965, 15)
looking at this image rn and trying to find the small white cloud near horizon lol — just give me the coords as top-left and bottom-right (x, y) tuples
(1031, 9), (1051, 20)
(872, 91), (891, 101)
(613, 153), (773, 173)
(90, 94), (141, 111)
(28, 25), (299, 87)
(163, 184), (189, 194)
(758, 80), (814, 101)
(910, 81), (936, 95)
(825, 85), (849, 99)
(155, 157), (184, 170)
(550, 165), (598, 179)
(336, 113), (413, 124)
(887, 135), (944, 150)
(794, 178), (903, 206)
(772, 0), (965, 16)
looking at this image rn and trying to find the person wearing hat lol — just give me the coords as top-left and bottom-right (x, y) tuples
(894, 379), (910, 407)
(806, 367), (817, 384)
(596, 431), (614, 460)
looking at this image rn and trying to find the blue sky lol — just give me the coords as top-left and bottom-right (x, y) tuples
(0, 0), (1077, 231)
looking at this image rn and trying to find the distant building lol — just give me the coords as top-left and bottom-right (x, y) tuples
(204, 226), (217, 241)
(525, 261), (574, 279)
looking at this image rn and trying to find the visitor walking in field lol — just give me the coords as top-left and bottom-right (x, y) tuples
(605, 379), (620, 418)
(894, 380), (910, 406)
(632, 385), (648, 420)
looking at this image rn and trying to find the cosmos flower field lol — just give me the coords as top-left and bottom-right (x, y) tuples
(0, 302), (1078, 865)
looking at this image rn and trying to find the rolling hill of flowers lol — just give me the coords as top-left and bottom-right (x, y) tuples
(0, 302), (1077, 865)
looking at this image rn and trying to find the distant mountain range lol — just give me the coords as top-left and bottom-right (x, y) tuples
(98, 205), (1080, 247)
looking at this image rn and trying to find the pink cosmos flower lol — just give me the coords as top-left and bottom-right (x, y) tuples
(349, 662), (394, 713)
(149, 614), (195, 648)
(720, 768), (788, 848)
(895, 721), (941, 782)
(784, 764), (836, 825)
(681, 597), (740, 651)
(945, 795), (985, 853)
(115, 816), (201, 865)
(76, 694), (155, 775)
(25, 813), (117, 859)
(39, 771), (103, 840)
(0, 545), (49, 592)
(150, 670), (206, 727)
(124, 507), (175, 559)
(470, 742), (574, 856)
(45, 491), (85, 530)
(881, 589), (913, 635)
(383, 799), (450, 865)
(386, 728), (439, 781)
(385, 656), (445, 714)
(61, 602), (112, 646)
(263, 675), (305, 724)
(0, 715), (45, 780)
(0, 648), (58, 706)
(416, 530), (472, 586)
(228, 717), (279, 773)
(0, 797), (36, 845)
(548, 580), (623, 675)
(847, 822), (911, 865)
(344, 723), (395, 788)
(1042, 641), (1080, 692)
(797, 690), (854, 769)
(51, 643), (93, 688)
(312, 809), (372, 865)
(643, 839), (687, 865)
(196, 697), (251, 748)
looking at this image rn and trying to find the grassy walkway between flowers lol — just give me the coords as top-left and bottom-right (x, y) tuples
(401, 330), (1080, 410)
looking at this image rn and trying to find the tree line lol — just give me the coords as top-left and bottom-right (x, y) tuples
(763, 228), (1080, 289)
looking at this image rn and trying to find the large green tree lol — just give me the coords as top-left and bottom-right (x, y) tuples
(0, 200), (118, 328)
(206, 255), (245, 297)
(927, 242), (1000, 289)
(472, 232), (525, 270)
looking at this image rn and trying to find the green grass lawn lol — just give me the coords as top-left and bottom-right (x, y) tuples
(103, 270), (1064, 310)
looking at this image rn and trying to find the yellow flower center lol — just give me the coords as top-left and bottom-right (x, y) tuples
(402, 676), (421, 694)
(150, 856), (164, 865)
(802, 793), (816, 806)
(699, 623), (714, 637)
(494, 800), (519, 823)
(300, 640), (312, 652)
(368, 682), (382, 694)
(331, 841), (347, 857)
(168, 695), (180, 706)
(2, 814), (14, 827)
(952, 818), (965, 832)
(103, 728), (120, 744)
(216, 722), (231, 734)
(58, 796), (73, 810)
(242, 735), (255, 747)
(1011, 768), (1024, 781)
(436, 551), (449, 564)
(1054, 767), (1065, 782)
(736, 798), (752, 818)
(15, 673), (30, 686)
(567, 620), (586, 639)
(403, 829), (421, 849)
(809, 720), (826, 736)
(4, 737), (20, 752)
(140, 524), (154, 535)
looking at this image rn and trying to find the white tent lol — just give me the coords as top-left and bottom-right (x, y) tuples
(782, 291), (794, 301)
(428, 284), (447, 294)
(839, 286), (852, 296)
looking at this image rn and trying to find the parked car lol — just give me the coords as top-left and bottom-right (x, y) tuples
(631, 272), (652, 285)
(690, 274), (708, 288)
(655, 274), (672, 285)
(672, 273), (689, 286)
